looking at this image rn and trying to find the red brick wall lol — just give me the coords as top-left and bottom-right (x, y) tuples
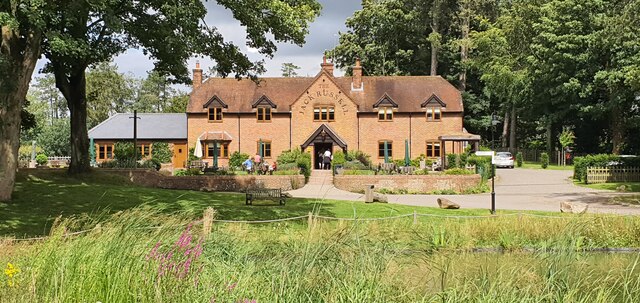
(104, 169), (304, 191)
(333, 174), (481, 193)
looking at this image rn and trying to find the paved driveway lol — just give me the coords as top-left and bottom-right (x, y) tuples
(388, 168), (640, 214)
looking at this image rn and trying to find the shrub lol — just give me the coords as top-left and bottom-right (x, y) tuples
(343, 160), (367, 170)
(151, 142), (172, 163)
(174, 168), (203, 176)
(36, 154), (48, 166)
(467, 155), (493, 180)
(277, 148), (305, 164)
(516, 152), (523, 167)
(188, 147), (199, 162)
(446, 154), (458, 169)
(573, 154), (640, 181)
(142, 158), (162, 171)
(114, 142), (140, 161)
(277, 148), (311, 178)
(342, 169), (376, 175)
(277, 162), (299, 171)
(410, 154), (431, 168)
(540, 152), (549, 169)
(413, 169), (429, 175)
(229, 151), (250, 168)
(99, 158), (138, 168)
(346, 150), (371, 167)
(18, 144), (43, 160)
(332, 150), (346, 166)
(444, 168), (473, 175)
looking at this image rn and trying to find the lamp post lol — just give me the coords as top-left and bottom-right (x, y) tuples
(129, 110), (141, 167)
(490, 113), (499, 214)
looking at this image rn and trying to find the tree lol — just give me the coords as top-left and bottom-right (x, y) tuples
(36, 118), (71, 157)
(281, 63), (300, 77)
(1, 0), (47, 201)
(163, 94), (190, 113)
(86, 62), (135, 128)
(41, 0), (321, 175)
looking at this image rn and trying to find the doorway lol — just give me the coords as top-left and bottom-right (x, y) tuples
(313, 143), (332, 170)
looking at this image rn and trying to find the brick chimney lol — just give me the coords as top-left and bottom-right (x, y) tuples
(193, 61), (203, 90)
(352, 58), (363, 91)
(320, 55), (334, 76)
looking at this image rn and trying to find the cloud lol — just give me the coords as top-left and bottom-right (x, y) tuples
(32, 0), (362, 80)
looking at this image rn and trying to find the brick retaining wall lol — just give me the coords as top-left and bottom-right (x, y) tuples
(333, 174), (481, 193)
(104, 169), (305, 191)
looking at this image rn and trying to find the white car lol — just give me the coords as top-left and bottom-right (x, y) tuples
(494, 152), (515, 168)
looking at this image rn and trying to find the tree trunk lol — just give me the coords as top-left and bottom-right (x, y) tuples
(429, 0), (441, 76)
(0, 27), (41, 201)
(610, 102), (625, 155)
(509, 105), (517, 152)
(54, 66), (91, 174)
(458, 7), (470, 91)
(501, 111), (509, 148)
(546, 118), (554, 156)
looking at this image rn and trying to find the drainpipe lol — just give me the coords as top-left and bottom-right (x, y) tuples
(237, 113), (241, 152)
(409, 112), (412, 158)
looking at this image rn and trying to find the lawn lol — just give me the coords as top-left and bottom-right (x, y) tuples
(518, 161), (574, 170)
(579, 182), (640, 192)
(2, 169), (493, 237)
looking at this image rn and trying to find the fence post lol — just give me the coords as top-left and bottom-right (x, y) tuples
(413, 210), (418, 225)
(307, 211), (314, 231)
(202, 207), (215, 237)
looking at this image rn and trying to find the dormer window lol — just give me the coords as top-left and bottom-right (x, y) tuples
(257, 107), (271, 122)
(208, 107), (223, 122)
(203, 95), (228, 122)
(378, 107), (393, 121)
(426, 107), (441, 121)
(421, 94), (445, 122)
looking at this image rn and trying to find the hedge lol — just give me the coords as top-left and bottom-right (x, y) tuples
(573, 154), (640, 182)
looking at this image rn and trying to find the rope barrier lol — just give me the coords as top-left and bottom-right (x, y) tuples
(3, 211), (637, 242)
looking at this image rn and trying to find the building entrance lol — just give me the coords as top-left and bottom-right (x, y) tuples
(314, 143), (333, 170)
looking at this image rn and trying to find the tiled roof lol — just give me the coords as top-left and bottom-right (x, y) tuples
(187, 73), (463, 114)
(88, 113), (187, 140)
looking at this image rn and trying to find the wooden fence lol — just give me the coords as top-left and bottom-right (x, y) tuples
(586, 167), (640, 184)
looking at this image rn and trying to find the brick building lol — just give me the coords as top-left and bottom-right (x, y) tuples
(188, 57), (479, 169)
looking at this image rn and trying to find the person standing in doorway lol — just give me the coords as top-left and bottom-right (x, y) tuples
(323, 149), (332, 170)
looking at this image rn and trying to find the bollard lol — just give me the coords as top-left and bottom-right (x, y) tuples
(413, 210), (418, 225)
(365, 184), (375, 203)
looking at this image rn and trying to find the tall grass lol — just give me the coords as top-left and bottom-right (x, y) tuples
(2, 209), (640, 302)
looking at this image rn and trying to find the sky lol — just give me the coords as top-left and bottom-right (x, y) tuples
(33, 1), (362, 85)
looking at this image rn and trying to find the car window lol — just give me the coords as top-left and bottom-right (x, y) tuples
(497, 152), (512, 157)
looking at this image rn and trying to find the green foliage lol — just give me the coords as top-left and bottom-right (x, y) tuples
(36, 119), (71, 157)
(18, 145), (44, 160)
(516, 152), (523, 167)
(467, 155), (493, 180)
(35, 154), (48, 166)
(343, 160), (368, 170)
(279, 148), (311, 178)
(345, 150), (372, 167)
(540, 153), (549, 169)
(151, 142), (172, 163)
(142, 158), (162, 171)
(573, 154), (640, 182)
(86, 62), (135, 128)
(113, 142), (140, 161)
(446, 154), (458, 169)
(229, 151), (251, 169)
(342, 170), (376, 175)
(410, 154), (431, 168)
(281, 62), (300, 77)
(332, 150), (346, 166)
(173, 168), (203, 176)
(558, 128), (576, 149)
(444, 168), (473, 175)
(188, 148), (199, 162)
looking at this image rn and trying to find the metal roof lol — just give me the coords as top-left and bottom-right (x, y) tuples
(88, 113), (187, 140)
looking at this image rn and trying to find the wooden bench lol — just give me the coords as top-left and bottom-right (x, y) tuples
(245, 188), (286, 205)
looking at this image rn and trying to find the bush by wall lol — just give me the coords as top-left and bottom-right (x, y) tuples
(573, 154), (640, 182)
(446, 154), (458, 169)
(444, 168), (473, 175)
(345, 150), (371, 167)
(36, 154), (48, 166)
(229, 151), (250, 169)
(467, 155), (493, 180)
(516, 152), (523, 167)
(332, 150), (346, 166)
(278, 148), (311, 179)
(540, 153), (549, 169)
(151, 142), (172, 163)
